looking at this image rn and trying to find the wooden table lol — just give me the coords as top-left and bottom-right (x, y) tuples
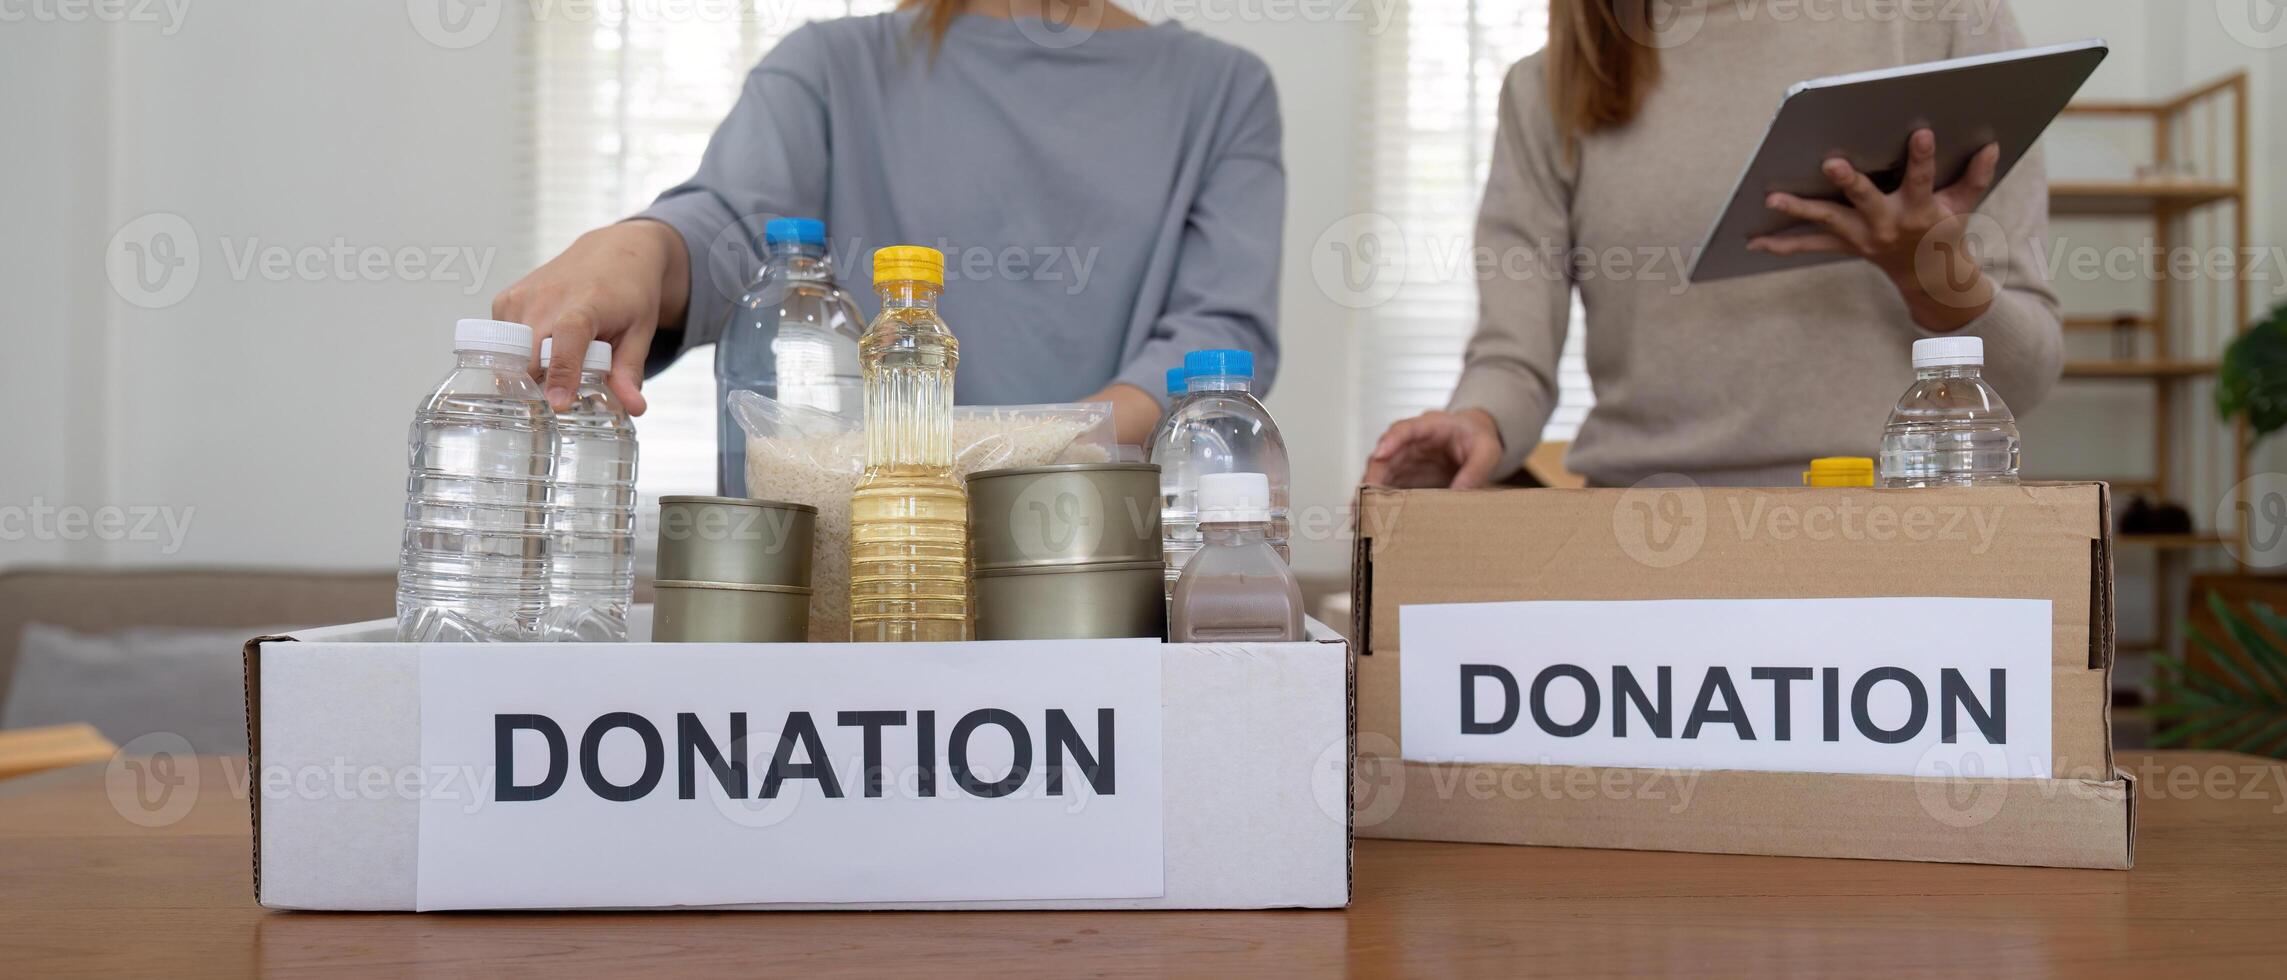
(4, 752), (2283, 976)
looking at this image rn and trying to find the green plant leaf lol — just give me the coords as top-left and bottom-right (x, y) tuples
(2199, 593), (2286, 699)
(2153, 710), (2243, 747)
(2158, 640), (2253, 705)
(2230, 714), (2287, 756)
(2238, 602), (2287, 694)
(2217, 301), (2287, 445)
(2150, 682), (2236, 713)
(2179, 710), (2275, 750)
(2155, 590), (2287, 757)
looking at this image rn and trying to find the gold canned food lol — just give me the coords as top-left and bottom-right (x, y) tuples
(651, 580), (812, 643)
(655, 496), (816, 588)
(972, 559), (1166, 641)
(968, 463), (1161, 572)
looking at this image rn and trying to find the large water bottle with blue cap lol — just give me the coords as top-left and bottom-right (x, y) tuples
(1149, 349), (1291, 598)
(715, 216), (865, 496)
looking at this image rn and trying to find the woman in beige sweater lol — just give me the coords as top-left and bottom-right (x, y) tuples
(1365, 0), (2062, 489)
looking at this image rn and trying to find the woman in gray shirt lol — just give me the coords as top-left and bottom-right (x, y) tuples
(495, 0), (1285, 444)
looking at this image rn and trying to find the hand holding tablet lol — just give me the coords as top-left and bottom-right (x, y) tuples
(1752, 128), (2005, 332)
(1688, 39), (2110, 294)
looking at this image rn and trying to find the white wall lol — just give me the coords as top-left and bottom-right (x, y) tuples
(1177, 12), (1363, 579)
(111, 2), (530, 569)
(1, 13), (111, 567)
(2, 1), (530, 570)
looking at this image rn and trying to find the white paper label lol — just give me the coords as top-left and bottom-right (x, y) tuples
(414, 640), (1164, 910)
(1400, 598), (2053, 779)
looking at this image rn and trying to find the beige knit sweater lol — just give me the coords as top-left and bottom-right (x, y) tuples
(1450, 2), (2062, 487)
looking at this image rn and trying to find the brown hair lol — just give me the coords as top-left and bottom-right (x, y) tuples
(900, 0), (960, 52)
(1546, 1), (1661, 150)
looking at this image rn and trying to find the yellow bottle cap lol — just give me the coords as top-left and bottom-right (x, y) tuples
(873, 245), (945, 286)
(1803, 457), (1876, 487)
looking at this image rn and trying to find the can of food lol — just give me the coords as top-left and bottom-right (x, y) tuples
(968, 463), (1161, 572)
(652, 580), (812, 643)
(972, 559), (1166, 641)
(655, 496), (816, 588)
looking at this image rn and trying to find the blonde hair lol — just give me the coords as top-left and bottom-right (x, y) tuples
(1547, 0), (1662, 150)
(899, 0), (961, 52)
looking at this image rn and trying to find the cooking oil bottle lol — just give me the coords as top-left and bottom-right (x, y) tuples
(849, 245), (971, 641)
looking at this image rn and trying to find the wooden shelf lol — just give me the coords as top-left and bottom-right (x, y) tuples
(2062, 360), (2217, 379)
(2065, 74), (2251, 118)
(2064, 315), (2157, 332)
(2115, 533), (2226, 550)
(2053, 74), (2250, 726)
(2050, 180), (2240, 216)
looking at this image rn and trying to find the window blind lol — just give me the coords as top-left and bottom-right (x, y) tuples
(1353, 0), (1591, 455)
(530, 0), (895, 511)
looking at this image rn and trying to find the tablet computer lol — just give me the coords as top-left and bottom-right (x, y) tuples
(1687, 39), (2108, 284)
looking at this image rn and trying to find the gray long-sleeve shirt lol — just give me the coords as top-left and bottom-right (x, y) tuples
(1449, 4), (2063, 487)
(638, 12), (1285, 406)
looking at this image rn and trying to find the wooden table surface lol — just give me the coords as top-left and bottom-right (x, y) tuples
(3, 751), (2283, 977)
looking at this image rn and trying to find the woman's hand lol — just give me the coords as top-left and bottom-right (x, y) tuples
(1084, 382), (1165, 448)
(1750, 129), (2001, 333)
(492, 219), (691, 415)
(1364, 409), (1504, 489)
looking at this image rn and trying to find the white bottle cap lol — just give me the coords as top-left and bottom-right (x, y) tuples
(454, 318), (534, 358)
(539, 336), (614, 373)
(1198, 472), (1272, 524)
(1912, 336), (1984, 369)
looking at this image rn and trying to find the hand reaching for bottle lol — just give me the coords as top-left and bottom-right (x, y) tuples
(1363, 409), (1504, 489)
(491, 219), (692, 415)
(1749, 129), (2002, 334)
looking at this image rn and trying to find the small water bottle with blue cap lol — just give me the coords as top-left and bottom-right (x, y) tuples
(1146, 365), (1194, 454)
(715, 216), (865, 496)
(1149, 349), (1291, 598)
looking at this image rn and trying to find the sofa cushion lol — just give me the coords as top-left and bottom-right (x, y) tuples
(1, 622), (283, 756)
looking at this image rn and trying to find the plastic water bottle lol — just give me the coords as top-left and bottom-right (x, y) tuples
(537, 337), (639, 641)
(1877, 337), (2022, 488)
(716, 217), (864, 497)
(1171, 473), (1304, 643)
(1145, 366), (1191, 453)
(397, 319), (556, 642)
(1150, 349), (1290, 597)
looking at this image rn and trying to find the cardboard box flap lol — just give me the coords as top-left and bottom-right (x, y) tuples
(240, 633), (292, 904)
(1357, 483), (2110, 653)
(1358, 757), (2134, 870)
(2086, 483), (2116, 671)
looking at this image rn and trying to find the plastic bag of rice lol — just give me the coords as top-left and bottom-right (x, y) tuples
(731, 391), (1116, 641)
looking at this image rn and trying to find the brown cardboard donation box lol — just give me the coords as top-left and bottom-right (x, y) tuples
(1351, 483), (2131, 869)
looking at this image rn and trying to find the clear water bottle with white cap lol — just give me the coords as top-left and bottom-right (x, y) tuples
(1149, 349), (1290, 597)
(397, 319), (557, 642)
(716, 216), (865, 496)
(1171, 472), (1304, 643)
(1877, 336), (2022, 488)
(537, 336), (639, 641)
